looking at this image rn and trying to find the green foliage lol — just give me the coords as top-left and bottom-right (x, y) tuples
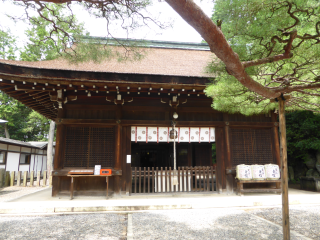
(63, 38), (114, 64)
(0, 92), (31, 140)
(286, 111), (320, 166)
(206, 70), (279, 116)
(0, 29), (17, 60)
(20, 3), (85, 61)
(24, 111), (51, 141)
(208, 0), (320, 115)
(64, 37), (148, 64)
(0, 92), (51, 141)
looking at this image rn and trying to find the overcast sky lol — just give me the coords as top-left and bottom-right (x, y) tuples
(0, 0), (214, 47)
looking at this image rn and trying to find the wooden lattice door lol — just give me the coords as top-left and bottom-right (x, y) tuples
(64, 126), (115, 168)
(230, 128), (274, 166)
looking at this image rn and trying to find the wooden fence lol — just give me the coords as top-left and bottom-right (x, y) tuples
(0, 169), (52, 188)
(131, 166), (216, 194)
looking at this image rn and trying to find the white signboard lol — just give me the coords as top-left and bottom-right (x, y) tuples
(94, 165), (101, 175)
(126, 155), (131, 164)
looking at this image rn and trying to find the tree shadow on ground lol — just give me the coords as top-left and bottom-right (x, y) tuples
(132, 209), (287, 240)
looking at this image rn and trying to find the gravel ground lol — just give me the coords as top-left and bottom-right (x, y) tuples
(0, 186), (49, 202)
(0, 213), (127, 240)
(249, 205), (320, 240)
(0, 195), (319, 240)
(132, 208), (305, 240)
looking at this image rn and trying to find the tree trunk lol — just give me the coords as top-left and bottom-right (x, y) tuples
(279, 98), (290, 240)
(47, 121), (55, 178)
(4, 124), (10, 139)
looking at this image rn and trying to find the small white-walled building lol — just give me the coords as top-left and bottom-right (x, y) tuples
(0, 137), (55, 177)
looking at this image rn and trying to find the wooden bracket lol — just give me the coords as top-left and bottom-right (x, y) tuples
(270, 94), (291, 103)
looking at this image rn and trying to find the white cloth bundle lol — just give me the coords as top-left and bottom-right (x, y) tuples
(236, 164), (252, 180)
(265, 164), (280, 180)
(251, 165), (266, 180)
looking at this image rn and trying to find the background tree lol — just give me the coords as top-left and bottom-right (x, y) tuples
(0, 3), (85, 141)
(20, 3), (86, 61)
(0, 92), (31, 140)
(0, 92), (51, 141)
(206, 0), (320, 115)
(0, 29), (17, 138)
(0, 29), (17, 60)
(286, 111), (320, 179)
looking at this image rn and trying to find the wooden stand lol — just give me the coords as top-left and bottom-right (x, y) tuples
(67, 175), (110, 200)
(236, 179), (281, 196)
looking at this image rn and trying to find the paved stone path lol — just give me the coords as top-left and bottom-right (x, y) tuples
(0, 205), (319, 239)
(0, 186), (49, 202)
(0, 213), (127, 240)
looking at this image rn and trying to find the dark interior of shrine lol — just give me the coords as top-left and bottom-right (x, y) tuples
(131, 142), (215, 168)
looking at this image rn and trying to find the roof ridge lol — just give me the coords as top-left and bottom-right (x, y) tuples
(80, 36), (210, 51)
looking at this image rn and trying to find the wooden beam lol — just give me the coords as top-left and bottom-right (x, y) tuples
(65, 104), (117, 111)
(270, 95), (291, 103)
(0, 85), (14, 91)
(15, 86), (53, 92)
(122, 120), (224, 127)
(56, 119), (117, 125)
(53, 118), (278, 128)
(228, 122), (276, 127)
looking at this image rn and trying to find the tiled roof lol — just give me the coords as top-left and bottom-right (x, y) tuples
(83, 37), (211, 51)
(28, 141), (56, 149)
(0, 46), (216, 78)
(0, 137), (34, 147)
(0, 137), (55, 149)
(0, 119), (8, 125)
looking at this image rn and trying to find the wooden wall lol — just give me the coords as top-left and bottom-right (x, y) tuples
(52, 96), (279, 196)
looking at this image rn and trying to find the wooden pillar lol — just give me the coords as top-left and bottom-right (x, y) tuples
(52, 176), (60, 197)
(47, 121), (55, 179)
(54, 109), (66, 171)
(279, 98), (290, 240)
(17, 171), (21, 186)
(36, 171), (41, 187)
(114, 105), (122, 196)
(224, 123), (233, 194)
(43, 170), (47, 187)
(53, 124), (65, 170)
(222, 112), (232, 194)
(23, 171), (27, 187)
(215, 127), (226, 193)
(0, 169), (4, 188)
(30, 171), (34, 187)
(121, 126), (127, 192)
(5, 171), (10, 187)
(10, 171), (15, 186)
(125, 126), (132, 195)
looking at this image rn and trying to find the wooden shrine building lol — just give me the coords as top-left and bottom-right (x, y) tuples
(0, 39), (280, 197)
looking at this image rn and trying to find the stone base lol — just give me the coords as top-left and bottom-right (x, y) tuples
(300, 177), (320, 192)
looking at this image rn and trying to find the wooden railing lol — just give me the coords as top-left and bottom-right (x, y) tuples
(0, 170), (52, 188)
(131, 166), (216, 194)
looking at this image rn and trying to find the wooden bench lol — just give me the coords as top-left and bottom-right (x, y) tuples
(67, 175), (111, 200)
(236, 179), (281, 196)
